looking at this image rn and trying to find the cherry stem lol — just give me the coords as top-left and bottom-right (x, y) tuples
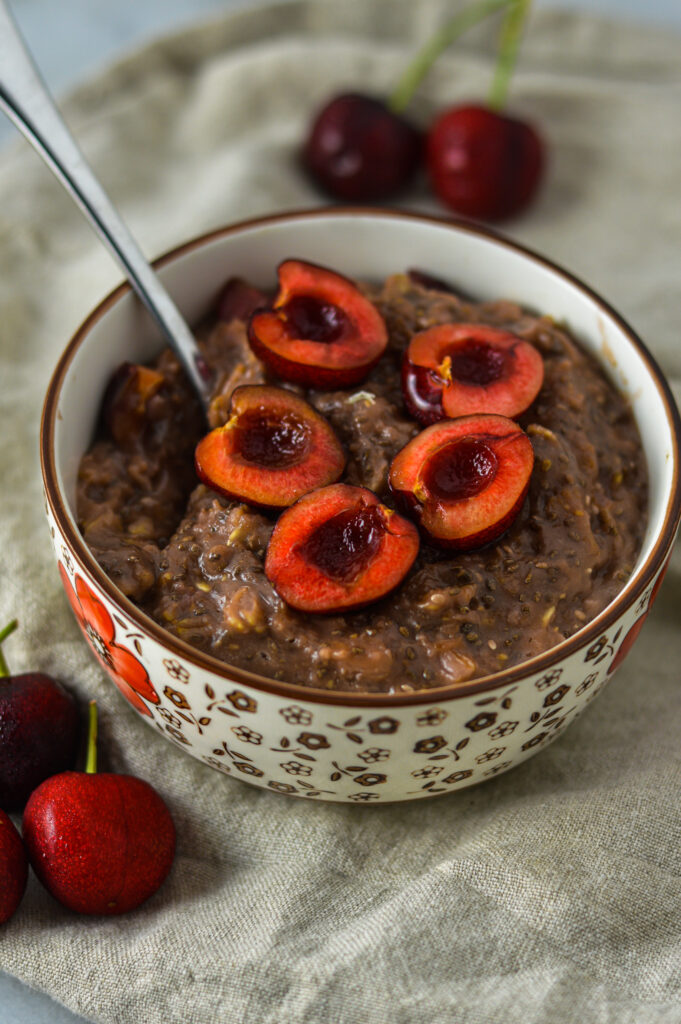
(86, 700), (98, 774)
(0, 619), (18, 678)
(488, 0), (533, 110)
(389, 0), (512, 113)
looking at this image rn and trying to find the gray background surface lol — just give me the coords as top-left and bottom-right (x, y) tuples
(1, 1), (678, 1022)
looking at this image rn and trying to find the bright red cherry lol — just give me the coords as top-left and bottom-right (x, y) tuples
(302, 93), (423, 202)
(22, 702), (175, 916)
(427, 104), (544, 221)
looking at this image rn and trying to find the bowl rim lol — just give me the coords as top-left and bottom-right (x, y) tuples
(41, 207), (681, 708)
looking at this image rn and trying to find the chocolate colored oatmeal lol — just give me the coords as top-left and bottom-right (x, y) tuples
(76, 273), (647, 693)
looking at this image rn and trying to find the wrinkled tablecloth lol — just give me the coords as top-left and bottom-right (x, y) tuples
(0, 2), (680, 1022)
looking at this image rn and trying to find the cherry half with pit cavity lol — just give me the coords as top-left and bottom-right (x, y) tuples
(265, 483), (419, 614)
(195, 385), (345, 510)
(402, 323), (543, 425)
(389, 415), (534, 550)
(248, 260), (388, 389)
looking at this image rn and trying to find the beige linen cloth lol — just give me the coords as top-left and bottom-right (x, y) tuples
(0, 2), (680, 1022)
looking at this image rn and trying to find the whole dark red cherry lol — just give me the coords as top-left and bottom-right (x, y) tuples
(302, 92), (423, 201)
(0, 619), (80, 812)
(0, 809), (28, 924)
(427, 104), (544, 221)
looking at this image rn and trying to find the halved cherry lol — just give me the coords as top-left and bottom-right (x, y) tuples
(248, 259), (388, 388)
(215, 277), (269, 323)
(195, 385), (345, 510)
(389, 415), (534, 549)
(265, 483), (419, 613)
(402, 323), (543, 425)
(102, 362), (165, 445)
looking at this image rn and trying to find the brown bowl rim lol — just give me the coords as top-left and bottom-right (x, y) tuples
(41, 207), (681, 709)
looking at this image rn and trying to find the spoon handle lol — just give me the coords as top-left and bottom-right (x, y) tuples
(0, 0), (212, 407)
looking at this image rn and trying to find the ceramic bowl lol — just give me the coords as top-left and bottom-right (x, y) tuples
(41, 209), (681, 803)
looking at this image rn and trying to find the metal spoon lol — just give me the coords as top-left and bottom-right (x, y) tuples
(0, 0), (213, 409)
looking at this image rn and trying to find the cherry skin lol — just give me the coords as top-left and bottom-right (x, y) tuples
(22, 703), (175, 916)
(0, 809), (28, 924)
(427, 104), (544, 221)
(302, 92), (423, 201)
(215, 277), (269, 323)
(0, 673), (80, 811)
(0, 620), (80, 812)
(23, 772), (175, 915)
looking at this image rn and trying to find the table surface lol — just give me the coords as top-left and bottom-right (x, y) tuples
(1, 0), (679, 1021)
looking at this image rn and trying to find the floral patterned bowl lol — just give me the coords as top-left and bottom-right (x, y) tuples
(41, 210), (681, 803)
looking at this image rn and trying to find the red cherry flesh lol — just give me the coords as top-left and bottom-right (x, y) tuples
(265, 483), (419, 613)
(402, 323), (544, 425)
(195, 384), (346, 510)
(248, 259), (388, 389)
(302, 92), (423, 202)
(389, 414), (534, 549)
(0, 809), (28, 924)
(23, 770), (175, 915)
(427, 104), (544, 220)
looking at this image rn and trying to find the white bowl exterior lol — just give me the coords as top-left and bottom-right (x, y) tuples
(46, 508), (665, 802)
(45, 212), (678, 801)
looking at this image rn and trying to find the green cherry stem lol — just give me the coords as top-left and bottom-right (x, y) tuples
(488, 0), (533, 110)
(389, 0), (512, 113)
(86, 700), (98, 775)
(0, 619), (18, 678)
